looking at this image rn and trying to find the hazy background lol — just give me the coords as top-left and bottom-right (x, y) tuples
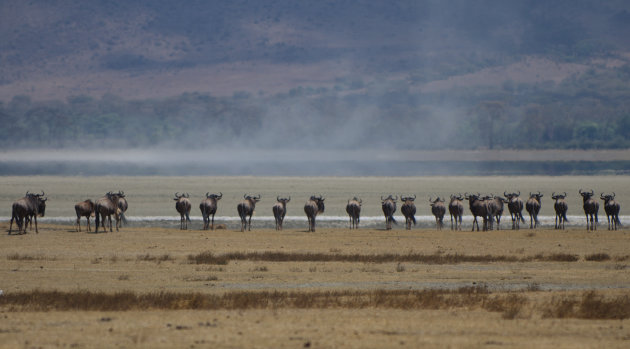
(1, 0), (630, 175)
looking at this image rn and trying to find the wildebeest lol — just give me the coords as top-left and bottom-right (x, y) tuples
(174, 192), (191, 230)
(381, 195), (397, 230)
(551, 192), (569, 230)
(9, 191), (47, 235)
(304, 195), (325, 232)
(430, 197), (446, 230)
(465, 193), (488, 231)
(116, 191), (128, 226)
(346, 197), (362, 229)
(485, 195), (505, 230)
(74, 199), (95, 232)
(400, 195), (416, 230)
(94, 191), (124, 233)
(525, 192), (543, 229)
(579, 189), (599, 231)
(448, 194), (464, 231)
(273, 196), (290, 231)
(600, 193), (621, 230)
(238, 194), (261, 232)
(504, 191), (525, 230)
(200, 192), (222, 230)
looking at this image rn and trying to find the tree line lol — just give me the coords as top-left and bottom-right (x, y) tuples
(1, 64), (629, 150)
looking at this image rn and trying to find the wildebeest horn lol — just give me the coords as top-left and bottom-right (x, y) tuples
(601, 193), (605, 199)
(184, 193), (189, 198)
(40, 190), (45, 196)
(287, 196), (290, 202)
(579, 189), (583, 194)
(563, 192), (566, 197)
(504, 191), (508, 197)
(589, 189), (593, 195)
(244, 194), (248, 199)
(255, 194), (261, 200)
(381, 195), (385, 201)
(175, 192), (180, 198)
(612, 192), (615, 198)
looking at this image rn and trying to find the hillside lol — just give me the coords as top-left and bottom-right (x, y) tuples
(1, 0), (630, 151)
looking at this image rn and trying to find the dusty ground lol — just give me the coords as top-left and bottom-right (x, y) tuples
(1, 223), (630, 348)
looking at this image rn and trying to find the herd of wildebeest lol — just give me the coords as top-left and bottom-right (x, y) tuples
(7, 189), (623, 235)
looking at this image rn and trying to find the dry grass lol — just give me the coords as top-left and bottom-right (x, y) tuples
(136, 254), (175, 263)
(585, 253), (611, 261)
(6, 253), (56, 261)
(543, 291), (630, 319)
(1, 288), (626, 320)
(186, 251), (587, 265)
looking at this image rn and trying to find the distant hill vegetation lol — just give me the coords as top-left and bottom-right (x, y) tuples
(1, 0), (630, 150)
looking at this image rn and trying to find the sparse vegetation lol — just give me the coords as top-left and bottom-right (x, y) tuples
(1, 288), (627, 320)
(585, 253), (611, 261)
(136, 254), (174, 263)
(186, 251), (586, 265)
(6, 253), (55, 261)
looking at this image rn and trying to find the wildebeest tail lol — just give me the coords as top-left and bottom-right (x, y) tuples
(563, 213), (569, 223)
(186, 211), (191, 222)
(519, 213), (525, 223)
(388, 216), (397, 224)
(411, 216), (416, 225)
(120, 211), (128, 225)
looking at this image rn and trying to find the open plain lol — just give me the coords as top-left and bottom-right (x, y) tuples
(1, 222), (630, 348)
(1, 175), (630, 348)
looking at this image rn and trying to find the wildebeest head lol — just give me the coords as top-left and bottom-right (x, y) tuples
(277, 196), (291, 204)
(464, 193), (482, 202)
(551, 192), (567, 201)
(310, 195), (325, 213)
(579, 189), (594, 202)
(206, 192), (223, 200)
(429, 197), (444, 205)
(450, 194), (464, 202)
(174, 192), (190, 200)
(381, 195), (398, 203)
(348, 196), (362, 206)
(600, 192), (615, 204)
(26, 191), (47, 216)
(244, 194), (262, 204)
(528, 191), (543, 203)
(401, 194), (416, 203)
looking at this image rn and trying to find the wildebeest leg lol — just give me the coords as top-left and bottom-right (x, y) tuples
(9, 213), (15, 235)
